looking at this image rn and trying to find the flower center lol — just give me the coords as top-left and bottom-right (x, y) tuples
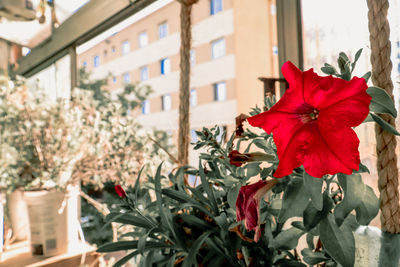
(298, 108), (319, 124)
(309, 109), (319, 120)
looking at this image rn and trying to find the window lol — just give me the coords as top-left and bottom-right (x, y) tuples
(93, 55), (100, 67)
(160, 58), (171, 75)
(142, 100), (150, 114)
(140, 66), (149, 81)
(82, 61), (87, 67)
(216, 126), (227, 142)
(190, 89), (197, 106)
(191, 129), (198, 142)
(122, 40), (130, 55)
(214, 82), (227, 101)
(161, 94), (172, 111)
(138, 31), (148, 48)
(112, 76), (117, 84)
(190, 49), (196, 66)
(158, 22), (168, 39)
(112, 46), (116, 53)
(211, 38), (225, 59)
(123, 73), (131, 83)
(104, 50), (108, 57)
(210, 0), (223, 15)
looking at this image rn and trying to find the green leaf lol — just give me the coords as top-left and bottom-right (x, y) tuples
(334, 174), (364, 225)
(367, 86), (397, 117)
(362, 71), (371, 83)
(97, 240), (138, 252)
(353, 162), (370, 174)
(154, 164), (181, 247)
(303, 172), (323, 210)
(319, 214), (355, 267)
(351, 48), (363, 71)
(270, 227), (304, 250)
(355, 184), (379, 225)
(301, 248), (329, 265)
(303, 193), (334, 231)
(278, 178), (309, 222)
(105, 212), (154, 229)
(199, 162), (219, 215)
(162, 188), (214, 217)
(370, 113), (400, 135)
(182, 232), (211, 267)
(227, 184), (240, 210)
(246, 163), (260, 178)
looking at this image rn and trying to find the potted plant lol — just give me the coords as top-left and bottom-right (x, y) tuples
(0, 75), (85, 256)
(97, 51), (398, 266)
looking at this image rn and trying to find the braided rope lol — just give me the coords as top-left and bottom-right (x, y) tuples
(367, 0), (400, 233)
(177, 0), (198, 167)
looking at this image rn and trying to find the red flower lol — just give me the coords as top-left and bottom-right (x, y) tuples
(114, 185), (127, 198)
(247, 62), (371, 178)
(236, 180), (270, 242)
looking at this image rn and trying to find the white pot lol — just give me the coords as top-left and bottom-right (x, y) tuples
(23, 185), (79, 257)
(7, 188), (29, 241)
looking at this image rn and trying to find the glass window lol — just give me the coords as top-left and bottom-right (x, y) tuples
(142, 100), (150, 114)
(190, 49), (196, 66)
(214, 82), (226, 101)
(160, 58), (171, 75)
(139, 31), (148, 48)
(103, 50), (107, 57)
(158, 22), (168, 39)
(82, 61), (87, 67)
(112, 76), (117, 84)
(140, 66), (149, 81)
(211, 38), (226, 59)
(191, 129), (198, 142)
(123, 73), (130, 83)
(93, 55), (100, 67)
(161, 94), (172, 111)
(112, 46), (116, 53)
(122, 40), (130, 55)
(190, 89), (197, 106)
(210, 0), (223, 15)
(216, 126), (227, 142)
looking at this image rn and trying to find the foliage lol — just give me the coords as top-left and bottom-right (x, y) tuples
(97, 50), (388, 266)
(0, 76), (86, 191)
(0, 68), (173, 191)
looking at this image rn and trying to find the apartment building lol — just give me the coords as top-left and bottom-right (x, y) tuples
(77, 0), (278, 164)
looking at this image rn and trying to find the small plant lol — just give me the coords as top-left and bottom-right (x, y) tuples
(97, 50), (395, 266)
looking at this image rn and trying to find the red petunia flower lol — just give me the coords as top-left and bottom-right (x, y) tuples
(247, 61), (371, 178)
(236, 180), (271, 242)
(114, 185), (127, 198)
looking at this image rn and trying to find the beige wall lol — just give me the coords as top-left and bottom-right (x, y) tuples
(233, 0), (277, 115)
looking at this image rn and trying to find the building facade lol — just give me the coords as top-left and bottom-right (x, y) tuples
(77, 0), (278, 164)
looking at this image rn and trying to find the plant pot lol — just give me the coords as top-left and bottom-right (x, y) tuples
(23, 185), (79, 257)
(7, 188), (30, 241)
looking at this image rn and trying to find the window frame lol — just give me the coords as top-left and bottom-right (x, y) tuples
(210, 0), (223, 15)
(158, 21), (168, 39)
(160, 57), (171, 75)
(141, 100), (150, 114)
(161, 94), (172, 111)
(140, 66), (149, 81)
(213, 81), (227, 101)
(211, 38), (226, 59)
(93, 55), (100, 67)
(138, 31), (149, 48)
(123, 72), (131, 83)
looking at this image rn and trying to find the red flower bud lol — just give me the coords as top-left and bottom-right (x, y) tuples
(114, 185), (126, 198)
(229, 150), (275, 167)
